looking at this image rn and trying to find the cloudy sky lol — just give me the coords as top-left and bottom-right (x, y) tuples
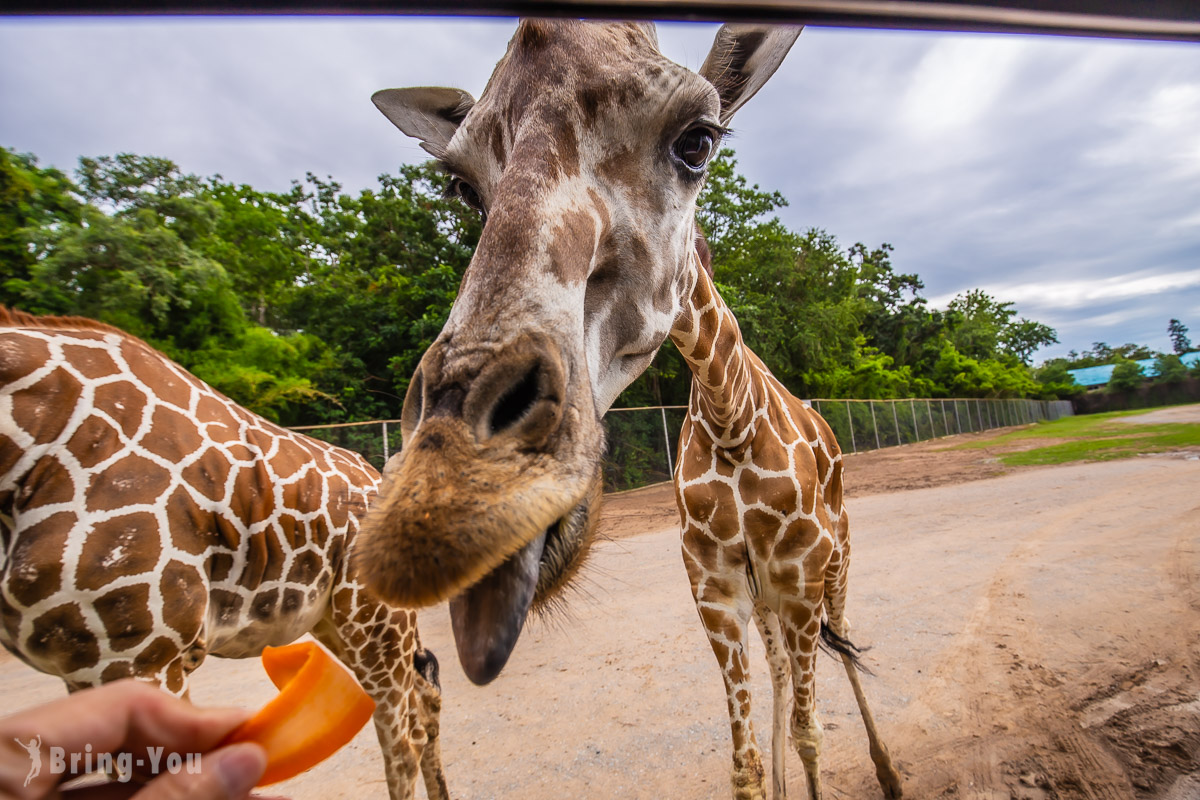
(2, 16), (1198, 362)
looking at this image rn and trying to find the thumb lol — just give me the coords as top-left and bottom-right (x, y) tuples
(133, 743), (267, 800)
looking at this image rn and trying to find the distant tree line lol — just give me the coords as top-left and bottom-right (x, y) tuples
(2, 146), (1075, 426)
(1035, 318), (1199, 394)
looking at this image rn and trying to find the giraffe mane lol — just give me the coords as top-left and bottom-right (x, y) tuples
(0, 305), (136, 339)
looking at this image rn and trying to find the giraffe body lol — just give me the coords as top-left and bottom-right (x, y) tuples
(672, 254), (902, 800)
(0, 307), (447, 800)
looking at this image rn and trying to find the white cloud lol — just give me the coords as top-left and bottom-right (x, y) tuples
(929, 269), (1200, 311)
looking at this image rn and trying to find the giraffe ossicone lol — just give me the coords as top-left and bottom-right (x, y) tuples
(0, 307), (447, 800)
(359, 18), (801, 687)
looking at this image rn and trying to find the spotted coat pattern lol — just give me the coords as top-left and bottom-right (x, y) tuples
(670, 254), (900, 800)
(0, 309), (446, 800)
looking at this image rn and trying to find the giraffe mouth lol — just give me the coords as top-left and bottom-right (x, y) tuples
(448, 484), (600, 685)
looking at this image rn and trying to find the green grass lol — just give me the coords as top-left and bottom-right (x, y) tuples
(950, 407), (1200, 466)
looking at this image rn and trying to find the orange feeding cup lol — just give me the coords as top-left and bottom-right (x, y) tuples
(221, 641), (376, 786)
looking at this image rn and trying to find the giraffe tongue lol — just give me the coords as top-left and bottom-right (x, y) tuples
(449, 530), (547, 685)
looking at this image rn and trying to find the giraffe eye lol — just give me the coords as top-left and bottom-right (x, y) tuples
(672, 127), (717, 171)
(451, 178), (485, 214)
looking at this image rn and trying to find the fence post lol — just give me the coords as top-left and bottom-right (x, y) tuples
(660, 406), (675, 478)
(382, 421), (389, 463)
(846, 400), (857, 453)
(911, 398), (920, 441)
(891, 400), (901, 446)
(869, 401), (882, 450)
(953, 400), (962, 434)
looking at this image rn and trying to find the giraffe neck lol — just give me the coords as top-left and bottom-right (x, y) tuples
(669, 251), (764, 443)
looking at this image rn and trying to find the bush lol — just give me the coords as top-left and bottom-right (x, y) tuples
(1107, 360), (1145, 393)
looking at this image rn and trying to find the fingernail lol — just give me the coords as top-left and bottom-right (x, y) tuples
(214, 743), (267, 797)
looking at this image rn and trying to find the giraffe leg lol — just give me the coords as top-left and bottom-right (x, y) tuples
(753, 606), (792, 800)
(314, 600), (425, 800)
(824, 545), (902, 799)
(836, 652), (902, 799)
(414, 645), (449, 800)
(683, 536), (765, 800)
(778, 609), (823, 800)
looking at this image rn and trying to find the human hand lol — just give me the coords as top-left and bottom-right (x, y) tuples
(1, 679), (271, 800)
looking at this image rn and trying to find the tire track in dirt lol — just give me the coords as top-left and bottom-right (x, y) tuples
(879, 463), (1198, 800)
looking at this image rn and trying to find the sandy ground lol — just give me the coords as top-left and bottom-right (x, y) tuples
(3, 409), (1199, 799)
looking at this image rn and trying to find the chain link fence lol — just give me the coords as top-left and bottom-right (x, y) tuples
(292, 397), (1073, 492)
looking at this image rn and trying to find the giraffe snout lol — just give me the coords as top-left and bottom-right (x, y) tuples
(409, 336), (568, 452)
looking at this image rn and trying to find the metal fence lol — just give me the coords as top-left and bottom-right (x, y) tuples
(292, 397), (1073, 492)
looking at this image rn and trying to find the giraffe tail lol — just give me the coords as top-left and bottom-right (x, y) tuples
(818, 622), (874, 676)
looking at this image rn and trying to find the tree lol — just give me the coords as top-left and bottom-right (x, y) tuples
(0, 148), (82, 306)
(1107, 360), (1145, 393)
(1168, 319), (1191, 355)
(1152, 353), (1188, 384)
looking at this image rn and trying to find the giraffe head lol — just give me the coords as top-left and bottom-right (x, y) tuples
(357, 19), (799, 684)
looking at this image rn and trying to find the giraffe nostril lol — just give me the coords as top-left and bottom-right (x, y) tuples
(488, 363), (541, 436)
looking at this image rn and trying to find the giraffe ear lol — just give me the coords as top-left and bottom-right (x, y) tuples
(372, 87), (476, 159)
(699, 24), (802, 125)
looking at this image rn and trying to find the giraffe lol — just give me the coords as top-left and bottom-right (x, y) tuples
(0, 307), (449, 800)
(671, 239), (903, 799)
(358, 18), (802, 686)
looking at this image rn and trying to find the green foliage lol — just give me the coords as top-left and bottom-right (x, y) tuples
(1152, 353), (1188, 384)
(6, 143), (1068, 431)
(0, 149), (82, 305)
(1107, 359), (1146, 393)
(1033, 360), (1082, 399)
(1168, 319), (1191, 355)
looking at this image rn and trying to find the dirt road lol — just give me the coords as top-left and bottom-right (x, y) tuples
(3, 433), (1198, 798)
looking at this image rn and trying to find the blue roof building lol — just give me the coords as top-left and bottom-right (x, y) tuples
(1067, 351), (1200, 388)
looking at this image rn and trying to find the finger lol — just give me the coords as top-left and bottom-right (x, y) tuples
(60, 743), (270, 800)
(0, 681), (251, 798)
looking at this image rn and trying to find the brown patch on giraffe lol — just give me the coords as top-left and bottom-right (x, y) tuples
(160, 560), (205, 642)
(77, 512), (161, 591)
(771, 517), (825, 564)
(228, 464), (275, 529)
(281, 588), (305, 616)
(141, 405), (204, 463)
(123, 340), (192, 408)
(5, 510), (75, 606)
(92, 381), (146, 438)
(195, 394), (240, 443)
(682, 479), (739, 537)
(165, 485), (218, 556)
(20, 454), (74, 510)
(65, 414), (123, 469)
(250, 589), (279, 622)
(547, 206), (596, 284)
(182, 446), (232, 504)
(100, 661), (135, 682)
(28, 602), (101, 673)
(0, 331), (50, 384)
(85, 454), (171, 512)
(206, 552), (234, 583)
(61, 343), (119, 379)
(267, 444), (307, 480)
(93, 583), (153, 651)
(132, 635), (177, 677)
(245, 529), (287, 584)
(738, 471), (798, 517)
(209, 588), (243, 626)
(287, 551), (323, 586)
(326, 473), (351, 530)
(11, 366), (83, 445)
(281, 466), (322, 519)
